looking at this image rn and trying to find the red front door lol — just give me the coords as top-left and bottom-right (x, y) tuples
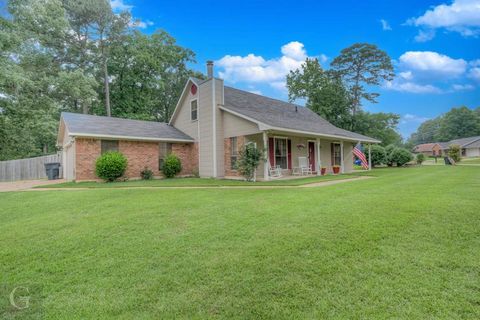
(308, 141), (315, 171)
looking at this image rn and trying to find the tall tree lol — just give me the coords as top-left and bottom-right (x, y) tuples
(331, 43), (394, 129)
(106, 30), (200, 121)
(354, 112), (403, 146)
(286, 58), (353, 129)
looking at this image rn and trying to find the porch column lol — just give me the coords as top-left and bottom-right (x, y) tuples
(340, 141), (345, 174)
(316, 137), (321, 175)
(263, 131), (269, 181)
(368, 144), (372, 170)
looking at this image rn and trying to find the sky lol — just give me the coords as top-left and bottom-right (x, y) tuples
(114, 0), (480, 138)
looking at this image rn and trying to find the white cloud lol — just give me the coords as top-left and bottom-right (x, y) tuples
(110, 0), (133, 11)
(407, 0), (480, 40)
(399, 51), (467, 78)
(248, 90), (262, 95)
(451, 83), (475, 90)
(384, 81), (443, 94)
(468, 67), (480, 81)
(399, 71), (413, 80)
(380, 19), (392, 31)
(217, 41), (325, 92)
(130, 19), (154, 29)
(414, 29), (436, 42)
(402, 113), (430, 124)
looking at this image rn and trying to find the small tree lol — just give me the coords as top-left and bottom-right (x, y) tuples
(236, 143), (263, 182)
(367, 145), (387, 167)
(448, 144), (461, 162)
(95, 151), (127, 181)
(162, 154), (182, 178)
(416, 153), (425, 165)
(390, 148), (413, 167)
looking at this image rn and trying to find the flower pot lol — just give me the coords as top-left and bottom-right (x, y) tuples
(321, 167), (326, 175)
(332, 166), (340, 174)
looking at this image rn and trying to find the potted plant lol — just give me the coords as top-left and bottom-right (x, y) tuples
(320, 167), (327, 175)
(332, 165), (340, 174)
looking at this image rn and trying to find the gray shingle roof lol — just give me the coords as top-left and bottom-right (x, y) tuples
(223, 86), (380, 143)
(61, 112), (193, 142)
(439, 136), (480, 149)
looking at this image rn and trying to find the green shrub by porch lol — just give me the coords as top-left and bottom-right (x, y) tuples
(390, 148), (413, 167)
(416, 153), (425, 164)
(162, 154), (182, 178)
(95, 152), (127, 182)
(448, 144), (461, 162)
(367, 145), (387, 167)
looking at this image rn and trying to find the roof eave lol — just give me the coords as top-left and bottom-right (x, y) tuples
(69, 132), (194, 143)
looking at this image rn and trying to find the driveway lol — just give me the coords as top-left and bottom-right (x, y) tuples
(0, 179), (65, 192)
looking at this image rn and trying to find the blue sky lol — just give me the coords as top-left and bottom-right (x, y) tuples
(114, 0), (480, 138)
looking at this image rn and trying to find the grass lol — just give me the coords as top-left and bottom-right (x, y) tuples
(1, 166), (479, 319)
(38, 173), (361, 188)
(461, 157), (480, 164)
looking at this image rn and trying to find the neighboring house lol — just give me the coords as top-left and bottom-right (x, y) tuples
(412, 143), (442, 157)
(439, 136), (480, 158)
(57, 62), (380, 181)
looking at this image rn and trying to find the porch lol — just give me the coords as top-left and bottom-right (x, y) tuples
(232, 131), (372, 181)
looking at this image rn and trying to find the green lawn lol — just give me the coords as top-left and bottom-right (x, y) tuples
(461, 157), (480, 164)
(1, 166), (479, 319)
(38, 173), (361, 188)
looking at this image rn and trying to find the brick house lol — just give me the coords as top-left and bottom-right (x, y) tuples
(57, 62), (379, 181)
(412, 143), (442, 157)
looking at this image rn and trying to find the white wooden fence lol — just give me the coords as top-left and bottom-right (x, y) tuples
(0, 153), (62, 182)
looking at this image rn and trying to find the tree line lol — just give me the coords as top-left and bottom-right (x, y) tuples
(286, 43), (402, 147)
(406, 106), (480, 147)
(0, 0), (202, 160)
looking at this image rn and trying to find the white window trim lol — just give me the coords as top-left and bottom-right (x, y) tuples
(190, 98), (198, 122)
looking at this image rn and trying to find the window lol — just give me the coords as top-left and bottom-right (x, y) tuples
(230, 137), (238, 170)
(159, 142), (172, 170)
(101, 140), (118, 154)
(462, 148), (466, 156)
(275, 138), (288, 169)
(331, 143), (341, 166)
(191, 100), (198, 121)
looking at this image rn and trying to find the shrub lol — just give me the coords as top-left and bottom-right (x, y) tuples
(95, 151), (127, 182)
(390, 148), (413, 167)
(367, 145), (387, 167)
(448, 144), (461, 162)
(162, 154), (182, 178)
(140, 167), (154, 180)
(236, 143), (263, 181)
(416, 153), (425, 164)
(385, 144), (397, 167)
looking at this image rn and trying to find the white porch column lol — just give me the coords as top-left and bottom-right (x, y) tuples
(368, 144), (372, 171)
(263, 131), (269, 181)
(340, 141), (345, 174)
(316, 137), (321, 175)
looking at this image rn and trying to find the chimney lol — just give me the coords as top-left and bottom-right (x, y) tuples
(206, 60), (214, 78)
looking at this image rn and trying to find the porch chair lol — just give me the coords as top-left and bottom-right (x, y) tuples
(298, 157), (313, 175)
(269, 164), (282, 178)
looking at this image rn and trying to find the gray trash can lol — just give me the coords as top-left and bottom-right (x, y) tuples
(45, 162), (61, 180)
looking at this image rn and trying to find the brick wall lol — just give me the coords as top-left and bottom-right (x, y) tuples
(75, 138), (101, 181)
(119, 140), (160, 178)
(224, 136), (245, 177)
(172, 142), (198, 176)
(74, 138), (198, 181)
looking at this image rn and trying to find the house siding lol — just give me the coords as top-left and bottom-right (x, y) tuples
(170, 81), (199, 140)
(222, 111), (260, 138)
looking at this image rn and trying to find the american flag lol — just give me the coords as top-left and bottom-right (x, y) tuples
(353, 142), (369, 170)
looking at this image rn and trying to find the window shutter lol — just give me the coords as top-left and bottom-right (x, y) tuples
(268, 138), (275, 167)
(331, 143), (334, 166)
(287, 139), (292, 169)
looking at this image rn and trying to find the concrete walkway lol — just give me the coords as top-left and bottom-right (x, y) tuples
(0, 179), (66, 192)
(7, 176), (374, 192)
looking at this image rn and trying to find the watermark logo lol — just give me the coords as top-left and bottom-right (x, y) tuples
(9, 286), (30, 310)
(1, 283), (42, 318)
